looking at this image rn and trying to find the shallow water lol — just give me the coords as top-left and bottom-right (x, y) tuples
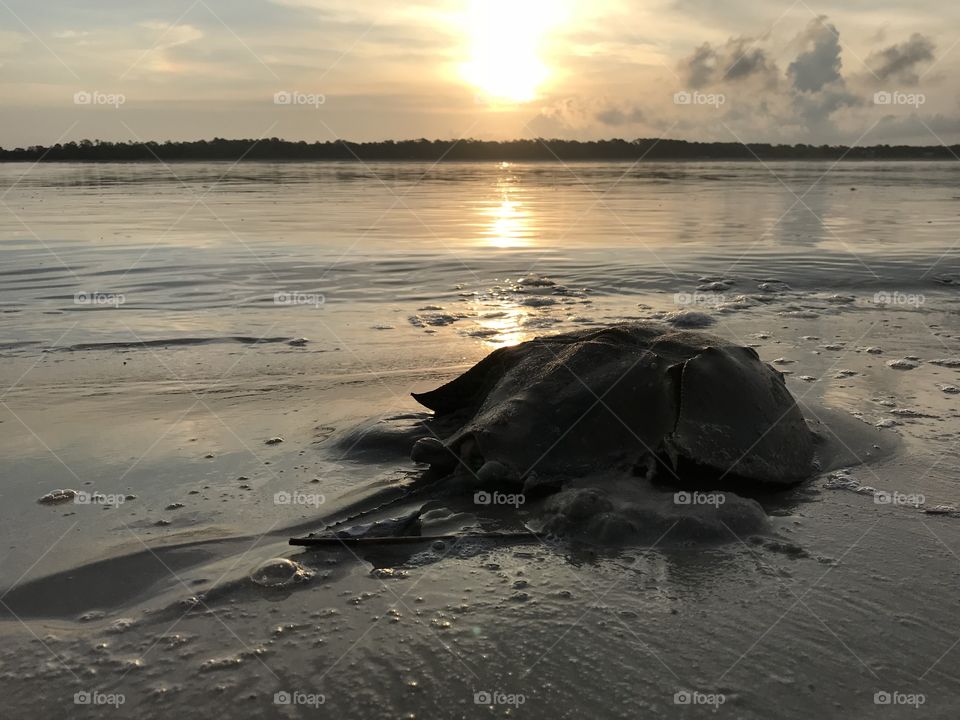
(2, 160), (958, 347)
(2, 161), (960, 718)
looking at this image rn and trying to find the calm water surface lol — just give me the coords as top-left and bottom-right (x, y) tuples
(1, 161), (957, 350)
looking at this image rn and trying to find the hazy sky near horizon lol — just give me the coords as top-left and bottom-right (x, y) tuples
(1, 0), (958, 148)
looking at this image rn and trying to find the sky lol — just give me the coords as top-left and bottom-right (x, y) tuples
(0, 0), (958, 147)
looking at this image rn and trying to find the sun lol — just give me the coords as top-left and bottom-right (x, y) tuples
(461, 0), (564, 104)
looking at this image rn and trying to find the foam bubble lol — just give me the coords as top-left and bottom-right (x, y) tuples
(250, 558), (314, 588)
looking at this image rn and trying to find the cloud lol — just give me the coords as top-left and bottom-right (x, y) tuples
(725, 39), (775, 82)
(139, 21), (204, 48)
(681, 36), (777, 88)
(669, 18), (863, 140)
(596, 106), (645, 126)
(669, 21), (861, 139)
(135, 22), (205, 74)
(533, 97), (599, 130)
(530, 14), (952, 145)
(790, 84), (860, 134)
(873, 112), (960, 143)
(787, 17), (843, 93)
(52, 30), (91, 39)
(784, 18), (861, 135)
(867, 33), (935, 84)
(530, 96), (655, 137)
(684, 44), (716, 87)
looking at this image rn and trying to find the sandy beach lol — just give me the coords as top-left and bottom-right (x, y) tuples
(2, 161), (960, 718)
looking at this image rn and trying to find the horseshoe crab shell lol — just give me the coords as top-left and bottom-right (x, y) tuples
(411, 323), (814, 487)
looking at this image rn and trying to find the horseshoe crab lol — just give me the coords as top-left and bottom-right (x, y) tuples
(303, 322), (893, 547)
(410, 323), (815, 494)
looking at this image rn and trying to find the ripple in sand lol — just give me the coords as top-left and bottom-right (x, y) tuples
(37, 489), (78, 505)
(825, 294), (856, 304)
(891, 408), (938, 418)
(823, 469), (860, 490)
(106, 618), (137, 634)
(925, 505), (958, 515)
(887, 359), (919, 370)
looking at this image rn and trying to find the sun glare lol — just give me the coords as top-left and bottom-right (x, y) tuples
(462, 0), (564, 104)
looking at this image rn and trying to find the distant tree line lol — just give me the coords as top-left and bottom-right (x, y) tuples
(0, 137), (955, 162)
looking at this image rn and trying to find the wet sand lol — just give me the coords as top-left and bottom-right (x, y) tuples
(3, 295), (960, 718)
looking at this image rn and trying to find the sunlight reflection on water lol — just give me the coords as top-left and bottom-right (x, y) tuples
(472, 301), (530, 348)
(481, 163), (534, 250)
(484, 197), (531, 249)
(1, 160), (958, 350)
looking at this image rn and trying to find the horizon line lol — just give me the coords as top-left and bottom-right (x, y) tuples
(3, 137), (958, 150)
